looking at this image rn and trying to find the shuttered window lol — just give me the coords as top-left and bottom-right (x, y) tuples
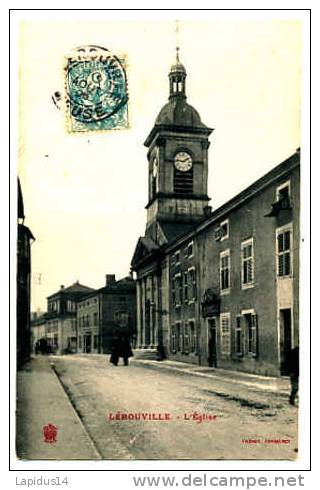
(220, 313), (231, 358)
(248, 314), (258, 356)
(277, 229), (292, 277)
(220, 250), (230, 292)
(241, 238), (254, 287)
(235, 315), (243, 356)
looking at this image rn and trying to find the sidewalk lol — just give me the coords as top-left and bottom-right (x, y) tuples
(16, 356), (101, 460)
(131, 356), (291, 408)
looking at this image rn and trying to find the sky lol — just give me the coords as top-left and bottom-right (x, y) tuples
(16, 14), (302, 311)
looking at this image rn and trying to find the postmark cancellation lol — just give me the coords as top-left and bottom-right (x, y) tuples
(65, 45), (128, 133)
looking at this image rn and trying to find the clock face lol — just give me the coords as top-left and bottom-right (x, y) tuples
(174, 151), (193, 172)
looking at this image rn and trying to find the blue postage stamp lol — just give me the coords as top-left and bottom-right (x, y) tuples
(65, 46), (128, 133)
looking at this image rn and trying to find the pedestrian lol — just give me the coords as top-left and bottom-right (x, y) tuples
(287, 345), (299, 406)
(110, 333), (133, 366)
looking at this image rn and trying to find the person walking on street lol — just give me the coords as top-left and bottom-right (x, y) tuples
(110, 332), (133, 366)
(288, 345), (299, 406)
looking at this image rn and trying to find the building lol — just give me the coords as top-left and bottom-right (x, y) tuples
(131, 52), (300, 377)
(45, 281), (95, 354)
(77, 274), (137, 354)
(30, 311), (47, 352)
(17, 179), (35, 369)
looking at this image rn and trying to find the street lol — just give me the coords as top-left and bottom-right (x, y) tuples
(52, 354), (298, 460)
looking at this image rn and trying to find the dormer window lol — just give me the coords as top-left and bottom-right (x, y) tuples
(277, 180), (291, 205)
(214, 219), (229, 241)
(265, 180), (292, 218)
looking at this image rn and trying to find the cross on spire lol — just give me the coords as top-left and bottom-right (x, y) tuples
(176, 46), (180, 63)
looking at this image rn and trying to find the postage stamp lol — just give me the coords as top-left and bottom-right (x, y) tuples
(65, 45), (128, 133)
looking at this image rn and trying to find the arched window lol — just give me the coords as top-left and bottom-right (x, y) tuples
(174, 167), (193, 194)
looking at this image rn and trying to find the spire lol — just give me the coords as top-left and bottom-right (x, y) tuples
(176, 46), (180, 63)
(169, 46), (187, 99)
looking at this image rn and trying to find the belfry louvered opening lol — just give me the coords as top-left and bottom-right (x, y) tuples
(174, 167), (193, 194)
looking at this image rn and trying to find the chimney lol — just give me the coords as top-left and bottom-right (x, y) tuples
(105, 274), (116, 286)
(204, 205), (212, 218)
(60, 285), (65, 290)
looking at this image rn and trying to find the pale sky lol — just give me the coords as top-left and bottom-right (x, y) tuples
(17, 16), (301, 311)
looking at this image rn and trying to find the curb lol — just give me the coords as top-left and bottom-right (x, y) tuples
(132, 359), (289, 400)
(50, 361), (102, 460)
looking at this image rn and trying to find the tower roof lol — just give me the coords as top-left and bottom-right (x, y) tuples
(144, 50), (212, 147)
(154, 98), (206, 128)
(169, 47), (186, 75)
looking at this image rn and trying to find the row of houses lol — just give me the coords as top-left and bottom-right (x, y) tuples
(31, 274), (136, 355)
(130, 53), (300, 378)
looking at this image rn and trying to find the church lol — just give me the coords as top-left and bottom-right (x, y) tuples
(131, 51), (300, 377)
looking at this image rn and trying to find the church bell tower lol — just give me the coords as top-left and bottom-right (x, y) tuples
(144, 48), (213, 244)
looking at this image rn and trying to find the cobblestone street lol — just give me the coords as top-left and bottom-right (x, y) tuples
(34, 354), (299, 461)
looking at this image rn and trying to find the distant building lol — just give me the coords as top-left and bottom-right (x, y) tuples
(45, 281), (95, 354)
(17, 179), (35, 369)
(77, 274), (137, 354)
(131, 52), (300, 377)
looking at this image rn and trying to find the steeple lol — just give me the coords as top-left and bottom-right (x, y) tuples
(169, 47), (187, 99)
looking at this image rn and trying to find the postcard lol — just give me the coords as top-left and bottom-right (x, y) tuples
(11, 10), (310, 471)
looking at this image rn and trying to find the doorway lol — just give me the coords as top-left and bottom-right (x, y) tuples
(279, 308), (292, 375)
(207, 317), (217, 367)
(84, 334), (92, 353)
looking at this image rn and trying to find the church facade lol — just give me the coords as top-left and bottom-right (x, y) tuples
(131, 53), (300, 377)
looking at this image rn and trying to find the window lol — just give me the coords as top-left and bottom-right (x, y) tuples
(189, 321), (197, 354)
(277, 227), (292, 277)
(174, 167), (193, 194)
(173, 323), (182, 352)
(184, 323), (190, 353)
(277, 180), (291, 202)
(187, 241), (194, 258)
(183, 272), (188, 303)
(188, 267), (196, 301)
(172, 273), (182, 306)
(67, 300), (75, 312)
(171, 326), (177, 353)
(220, 219), (229, 241)
(172, 277), (176, 306)
(235, 315), (243, 356)
(241, 238), (254, 287)
(93, 312), (98, 326)
(220, 313), (231, 358)
(214, 219), (229, 241)
(242, 311), (258, 357)
(220, 250), (230, 293)
(176, 274), (183, 305)
(171, 250), (181, 267)
(93, 335), (98, 349)
(114, 311), (129, 327)
(248, 315), (257, 356)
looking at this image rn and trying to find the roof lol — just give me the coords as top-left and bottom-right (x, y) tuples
(159, 221), (197, 243)
(166, 149), (301, 252)
(155, 98), (206, 129)
(131, 149), (300, 269)
(78, 276), (136, 301)
(47, 282), (95, 299)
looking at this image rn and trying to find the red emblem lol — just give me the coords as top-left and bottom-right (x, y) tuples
(43, 423), (58, 444)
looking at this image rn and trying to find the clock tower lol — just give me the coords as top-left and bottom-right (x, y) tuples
(144, 49), (213, 244)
